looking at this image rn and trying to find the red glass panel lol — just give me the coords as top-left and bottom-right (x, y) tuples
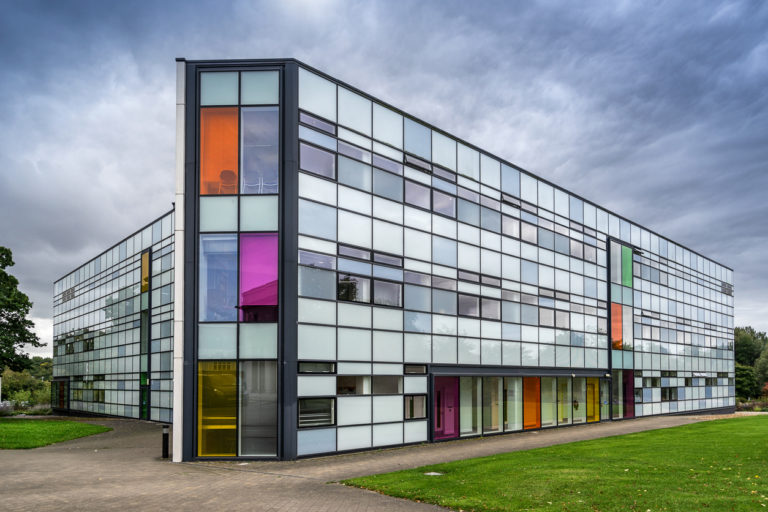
(611, 303), (623, 350)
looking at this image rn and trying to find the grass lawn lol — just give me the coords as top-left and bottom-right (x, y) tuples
(344, 417), (768, 511)
(0, 419), (112, 449)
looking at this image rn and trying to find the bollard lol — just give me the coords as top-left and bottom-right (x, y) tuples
(162, 424), (170, 459)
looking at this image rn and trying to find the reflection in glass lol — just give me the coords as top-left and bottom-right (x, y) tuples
(200, 107), (239, 195)
(338, 273), (371, 302)
(241, 107), (279, 194)
(557, 377), (572, 425)
(240, 234), (279, 322)
(300, 143), (335, 179)
(373, 280), (402, 307)
(459, 376), (481, 436)
(504, 377), (523, 431)
(573, 377), (587, 424)
(239, 361), (277, 456)
(198, 361), (237, 456)
(482, 377), (503, 434)
(199, 235), (238, 322)
(433, 191), (456, 217)
(405, 181), (430, 209)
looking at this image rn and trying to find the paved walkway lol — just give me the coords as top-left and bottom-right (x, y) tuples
(0, 413), (750, 511)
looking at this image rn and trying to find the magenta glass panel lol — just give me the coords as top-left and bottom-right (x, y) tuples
(623, 369), (635, 418)
(433, 377), (459, 440)
(240, 234), (278, 321)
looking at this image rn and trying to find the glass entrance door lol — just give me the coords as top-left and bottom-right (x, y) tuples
(433, 377), (459, 440)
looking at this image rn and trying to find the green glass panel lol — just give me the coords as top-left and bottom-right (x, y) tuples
(621, 245), (633, 288)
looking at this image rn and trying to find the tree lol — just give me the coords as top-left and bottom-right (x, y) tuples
(735, 364), (760, 400)
(0, 246), (44, 372)
(28, 356), (53, 381)
(755, 346), (768, 394)
(734, 326), (767, 367)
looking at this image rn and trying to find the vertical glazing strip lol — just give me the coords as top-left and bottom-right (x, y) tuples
(621, 245), (633, 288)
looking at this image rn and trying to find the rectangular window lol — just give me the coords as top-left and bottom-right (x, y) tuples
(372, 375), (403, 394)
(405, 180), (430, 209)
(611, 303), (623, 350)
(373, 280), (402, 307)
(586, 377), (600, 422)
(200, 107), (239, 195)
(199, 235), (238, 322)
(298, 398), (335, 428)
(557, 377), (572, 425)
(239, 361), (277, 456)
(404, 364), (427, 374)
(241, 107), (279, 194)
(572, 377), (587, 424)
(198, 361), (237, 456)
(373, 169), (403, 202)
(458, 294), (480, 317)
(405, 395), (427, 419)
(433, 190), (456, 218)
(621, 245), (633, 288)
(504, 377), (523, 431)
(300, 143), (335, 179)
(481, 298), (501, 320)
(240, 234), (279, 322)
(482, 377), (503, 434)
(541, 377), (557, 428)
(338, 274), (371, 303)
(299, 362), (336, 374)
(523, 377), (541, 430)
(337, 375), (371, 395)
(459, 376), (481, 436)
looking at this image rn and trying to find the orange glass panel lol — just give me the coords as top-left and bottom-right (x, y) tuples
(200, 107), (239, 195)
(611, 303), (623, 350)
(586, 377), (600, 422)
(140, 252), (150, 293)
(523, 377), (541, 430)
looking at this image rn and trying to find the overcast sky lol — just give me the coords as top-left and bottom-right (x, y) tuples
(1, 0), (766, 358)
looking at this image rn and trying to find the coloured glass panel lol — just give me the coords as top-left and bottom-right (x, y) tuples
(523, 377), (541, 430)
(621, 245), (633, 288)
(240, 233), (278, 322)
(611, 303), (622, 350)
(198, 361), (237, 456)
(200, 107), (238, 195)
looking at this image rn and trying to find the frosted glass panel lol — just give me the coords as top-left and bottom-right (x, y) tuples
(337, 425), (371, 450)
(200, 196), (238, 232)
(299, 199), (337, 240)
(240, 196), (278, 231)
(338, 87), (371, 135)
(373, 331), (403, 362)
(241, 71), (279, 105)
(373, 422), (403, 446)
(337, 396), (371, 425)
(373, 396), (403, 423)
(373, 104), (403, 149)
(297, 428), (336, 456)
(337, 328), (372, 361)
(480, 155), (500, 189)
(432, 131), (456, 170)
(338, 211), (371, 248)
(297, 298), (336, 325)
(297, 323), (336, 359)
(198, 323), (236, 359)
(299, 68), (336, 121)
(373, 220), (403, 255)
(201, 72), (238, 106)
(404, 420), (427, 442)
(239, 323), (277, 358)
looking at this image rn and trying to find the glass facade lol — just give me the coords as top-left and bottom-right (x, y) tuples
(53, 58), (735, 461)
(53, 211), (175, 422)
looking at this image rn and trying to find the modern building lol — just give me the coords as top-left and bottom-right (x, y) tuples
(52, 58), (735, 462)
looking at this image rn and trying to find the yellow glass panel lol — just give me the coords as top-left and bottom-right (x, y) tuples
(198, 361), (237, 456)
(140, 252), (150, 293)
(586, 377), (600, 422)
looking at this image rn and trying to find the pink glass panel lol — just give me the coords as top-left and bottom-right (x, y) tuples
(240, 234), (278, 317)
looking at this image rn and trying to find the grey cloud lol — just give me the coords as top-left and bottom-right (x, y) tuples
(1, 0), (766, 357)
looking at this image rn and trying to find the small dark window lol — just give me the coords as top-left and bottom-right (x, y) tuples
(405, 395), (427, 419)
(404, 364), (427, 374)
(373, 280), (402, 307)
(337, 274), (371, 303)
(373, 253), (402, 267)
(298, 250), (336, 270)
(372, 376), (403, 394)
(298, 398), (335, 428)
(404, 271), (431, 286)
(299, 362), (336, 374)
(337, 376), (370, 395)
(458, 294), (480, 317)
